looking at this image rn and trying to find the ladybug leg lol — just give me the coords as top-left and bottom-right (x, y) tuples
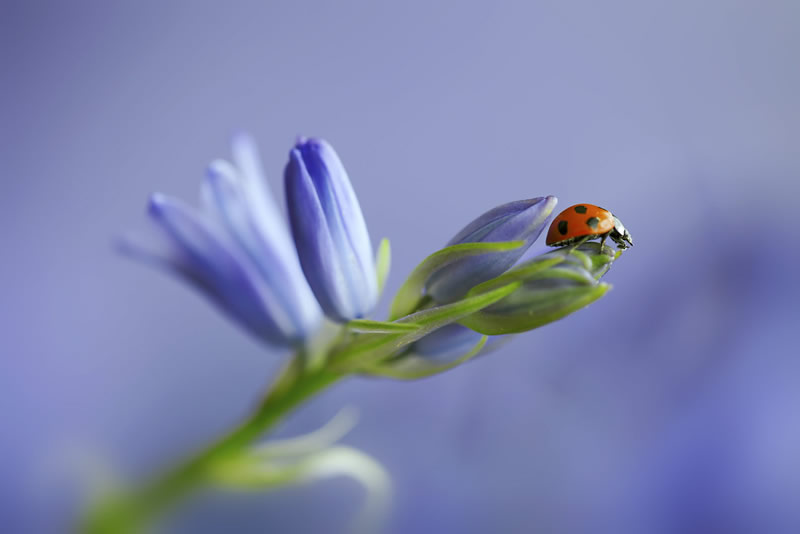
(599, 233), (609, 252)
(566, 235), (591, 255)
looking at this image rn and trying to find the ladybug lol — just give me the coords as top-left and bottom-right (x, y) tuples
(546, 204), (633, 250)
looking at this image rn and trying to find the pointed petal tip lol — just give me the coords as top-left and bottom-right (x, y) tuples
(521, 195), (558, 222)
(284, 148), (306, 181)
(529, 195), (557, 209)
(514, 195), (557, 208)
(231, 131), (256, 150)
(148, 192), (168, 214)
(113, 233), (173, 276)
(294, 136), (328, 148)
(537, 195), (558, 217)
(206, 159), (238, 184)
(288, 146), (303, 160)
(206, 161), (223, 179)
(295, 137), (336, 160)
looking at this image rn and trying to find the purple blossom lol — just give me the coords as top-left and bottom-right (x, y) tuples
(424, 196), (557, 303)
(125, 134), (322, 347)
(284, 138), (378, 322)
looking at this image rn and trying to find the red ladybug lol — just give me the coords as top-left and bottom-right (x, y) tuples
(546, 204), (633, 250)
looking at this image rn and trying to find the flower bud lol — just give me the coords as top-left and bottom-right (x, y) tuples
(412, 323), (486, 364)
(361, 324), (492, 380)
(424, 196), (557, 304)
(285, 138), (378, 322)
(458, 243), (617, 335)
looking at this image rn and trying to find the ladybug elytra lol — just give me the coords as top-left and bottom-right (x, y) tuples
(546, 204), (633, 250)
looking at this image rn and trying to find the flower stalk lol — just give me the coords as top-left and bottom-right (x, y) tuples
(99, 133), (629, 533)
(85, 241), (621, 533)
(83, 358), (344, 534)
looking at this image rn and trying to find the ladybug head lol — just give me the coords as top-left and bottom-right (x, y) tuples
(609, 216), (633, 249)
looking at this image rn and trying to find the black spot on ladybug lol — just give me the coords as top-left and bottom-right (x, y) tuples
(586, 217), (599, 230)
(558, 220), (568, 235)
(574, 205), (587, 214)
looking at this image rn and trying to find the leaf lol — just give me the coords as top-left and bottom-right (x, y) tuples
(333, 282), (520, 370)
(252, 407), (359, 459)
(346, 319), (420, 334)
(375, 238), (391, 296)
(388, 240), (525, 320)
(361, 335), (488, 380)
(459, 283), (611, 335)
(210, 445), (391, 534)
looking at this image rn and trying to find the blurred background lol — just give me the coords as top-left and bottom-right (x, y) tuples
(2, 1), (799, 532)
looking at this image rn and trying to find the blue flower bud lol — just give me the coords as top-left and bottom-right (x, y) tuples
(410, 323), (506, 364)
(361, 323), (510, 379)
(126, 134), (322, 347)
(412, 324), (485, 364)
(284, 138), (378, 322)
(425, 196), (557, 303)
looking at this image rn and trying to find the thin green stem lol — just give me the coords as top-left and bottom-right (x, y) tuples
(82, 359), (344, 533)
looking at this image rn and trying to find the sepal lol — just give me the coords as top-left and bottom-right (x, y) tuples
(458, 243), (617, 335)
(207, 408), (389, 534)
(389, 241), (525, 320)
(334, 281), (520, 370)
(347, 319), (419, 334)
(361, 335), (488, 380)
(375, 238), (391, 297)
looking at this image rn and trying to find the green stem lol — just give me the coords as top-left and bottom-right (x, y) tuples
(83, 361), (344, 533)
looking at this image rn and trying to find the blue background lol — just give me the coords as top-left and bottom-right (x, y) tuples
(2, 1), (799, 532)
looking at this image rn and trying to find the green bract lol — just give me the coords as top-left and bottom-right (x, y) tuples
(389, 240), (525, 320)
(458, 243), (619, 335)
(375, 238), (391, 297)
(362, 335), (488, 380)
(334, 281), (520, 370)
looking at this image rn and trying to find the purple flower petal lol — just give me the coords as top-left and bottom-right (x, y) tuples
(205, 158), (321, 339)
(425, 196), (557, 303)
(147, 193), (297, 346)
(230, 133), (298, 260)
(285, 138), (377, 321)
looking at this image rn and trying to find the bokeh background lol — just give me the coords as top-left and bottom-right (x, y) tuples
(2, 1), (799, 532)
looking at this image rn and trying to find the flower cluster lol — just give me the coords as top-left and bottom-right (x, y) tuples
(127, 134), (620, 370)
(127, 135), (378, 347)
(104, 133), (628, 534)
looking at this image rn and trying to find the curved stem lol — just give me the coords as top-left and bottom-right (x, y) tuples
(82, 360), (344, 533)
